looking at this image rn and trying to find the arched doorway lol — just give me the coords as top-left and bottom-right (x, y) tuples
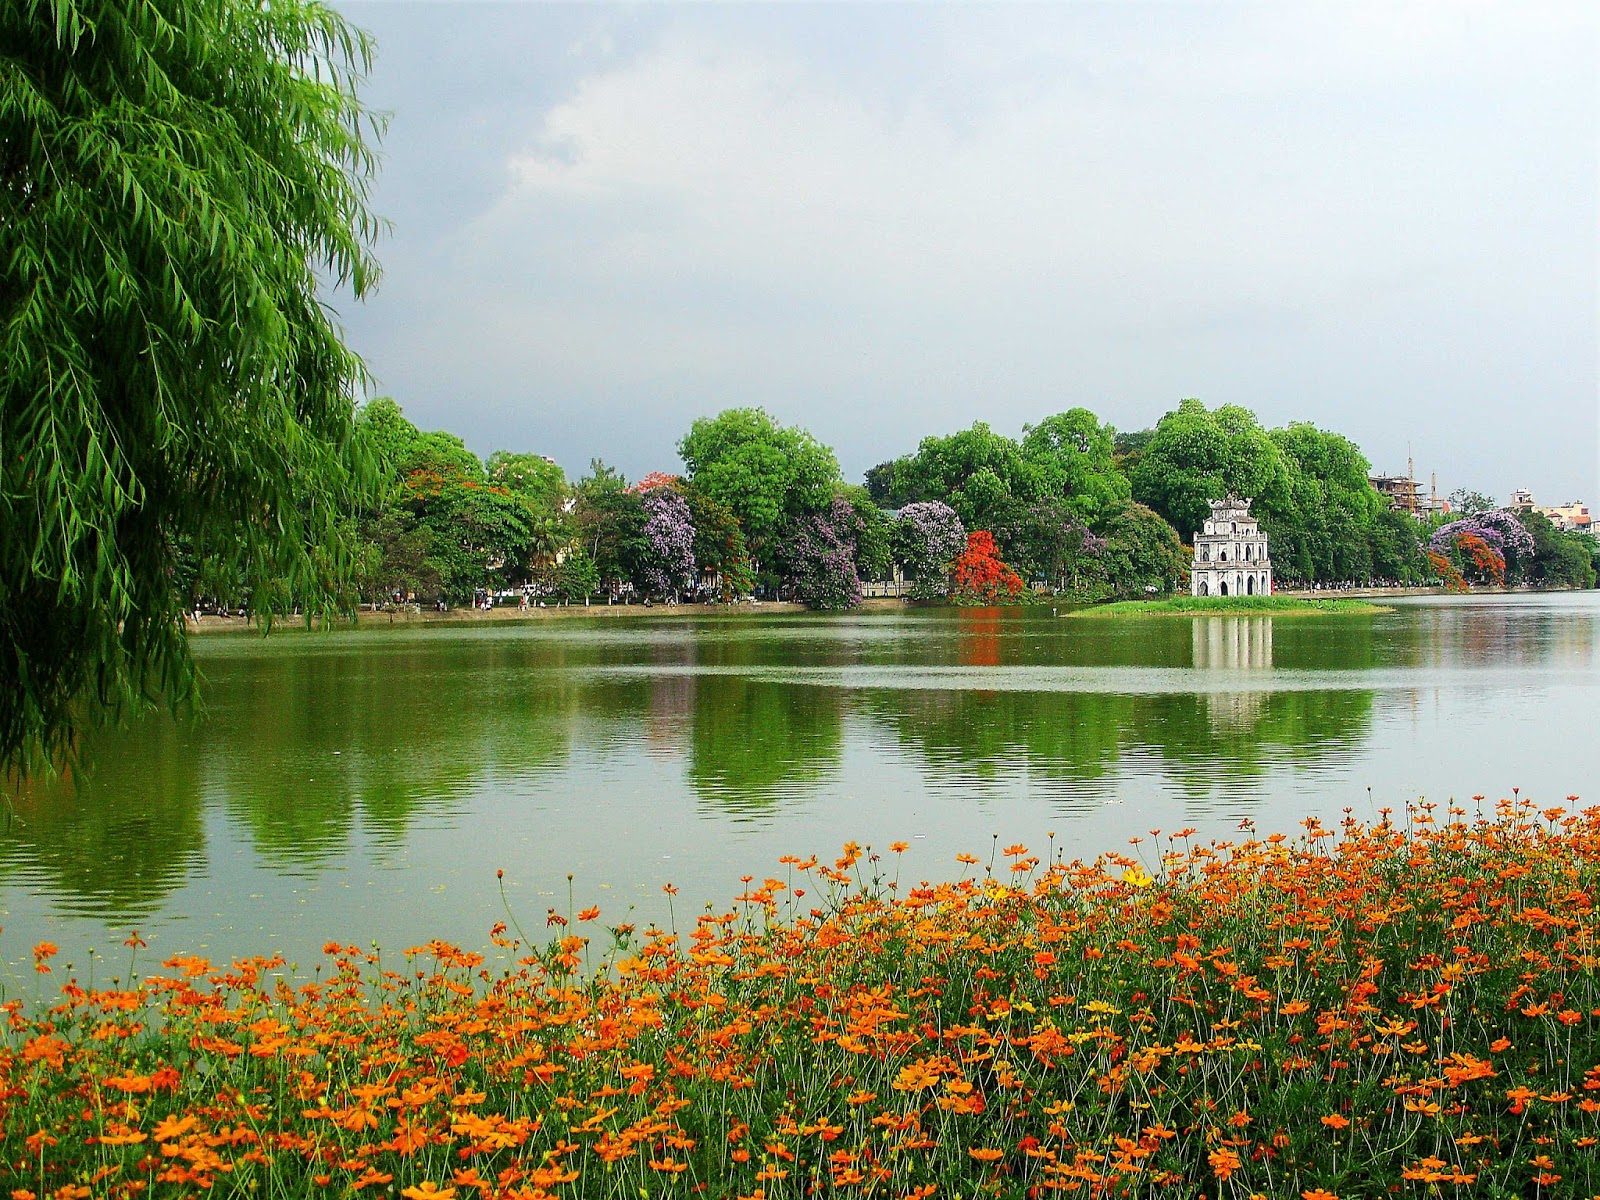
(1198, 580), (1209, 596)
(1220, 580), (1229, 596)
(1246, 576), (1255, 595)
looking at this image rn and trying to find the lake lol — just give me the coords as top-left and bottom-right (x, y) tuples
(2, 592), (1595, 978)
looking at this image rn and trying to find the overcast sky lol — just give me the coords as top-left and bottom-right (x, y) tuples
(335, 1), (1597, 506)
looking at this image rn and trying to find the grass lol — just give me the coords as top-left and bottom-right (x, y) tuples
(1070, 595), (1390, 617)
(4, 797), (1599, 1199)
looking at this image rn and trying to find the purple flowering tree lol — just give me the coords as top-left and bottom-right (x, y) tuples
(639, 486), (696, 597)
(998, 499), (1106, 592)
(781, 498), (864, 610)
(1430, 509), (1535, 577)
(892, 501), (966, 598)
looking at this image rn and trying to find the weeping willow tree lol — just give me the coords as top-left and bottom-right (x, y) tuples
(1, 0), (384, 775)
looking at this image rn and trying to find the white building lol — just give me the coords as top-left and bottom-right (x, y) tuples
(1191, 496), (1273, 597)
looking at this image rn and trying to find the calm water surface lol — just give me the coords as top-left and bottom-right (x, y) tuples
(2, 593), (1595, 977)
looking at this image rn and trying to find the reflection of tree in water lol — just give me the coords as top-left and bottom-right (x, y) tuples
(957, 608), (1004, 668)
(1, 718), (206, 919)
(1132, 689), (1374, 785)
(861, 617), (1375, 805)
(199, 640), (597, 867)
(687, 677), (843, 814)
(859, 688), (1135, 791)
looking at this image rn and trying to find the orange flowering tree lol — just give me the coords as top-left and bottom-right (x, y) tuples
(1455, 531), (1507, 586)
(950, 530), (1024, 603)
(1426, 549), (1468, 593)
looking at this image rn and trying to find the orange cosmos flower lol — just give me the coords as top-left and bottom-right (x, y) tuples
(1208, 1148), (1241, 1181)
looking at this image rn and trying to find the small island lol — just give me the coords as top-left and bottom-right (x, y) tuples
(1069, 594), (1390, 617)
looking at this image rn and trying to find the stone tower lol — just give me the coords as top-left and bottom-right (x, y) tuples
(1191, 496), (1272, 597)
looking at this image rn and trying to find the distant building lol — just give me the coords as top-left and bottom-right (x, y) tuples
(1507, 490), (1592, 533)
(1371, 468), (1448, 517)
(1542, 500), (1592, 533)
(1191, 497), (1272, 597)
(1370, 473), (1422, 514)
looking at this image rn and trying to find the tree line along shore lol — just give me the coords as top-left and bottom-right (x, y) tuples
(182, 397), (1598, 622)
(6, 0), (1595, 777)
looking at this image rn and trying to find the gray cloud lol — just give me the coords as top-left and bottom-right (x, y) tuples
(337, 1), (1597, 506)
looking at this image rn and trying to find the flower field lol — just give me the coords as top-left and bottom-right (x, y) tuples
(4, 798), (1599, 1200)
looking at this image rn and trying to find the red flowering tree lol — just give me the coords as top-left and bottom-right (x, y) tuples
(1426, 550), (1468, 593)
(951, 530), (1024, 604)
(1455, 531), (1506, 587)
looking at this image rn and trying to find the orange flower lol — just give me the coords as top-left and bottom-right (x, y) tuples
(400, 1185), (456, 1200)
(96, 1127), (146, 1146)
(1208, 1148), (1241, 1180)
(152, 1114), (199, 1142)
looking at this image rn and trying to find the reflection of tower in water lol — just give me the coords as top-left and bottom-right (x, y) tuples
(645, 673), (696, 760)
(1192, 617), (1273, 729)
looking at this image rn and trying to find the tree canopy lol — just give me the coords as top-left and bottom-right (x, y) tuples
(1, 0), (383, 774)
(1020, 408), (1130, 524)
(1130, 399), (1294, 539)
(677, 408), (839, 549)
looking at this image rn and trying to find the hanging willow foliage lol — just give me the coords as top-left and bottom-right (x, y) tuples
(1, 0), (384, 775)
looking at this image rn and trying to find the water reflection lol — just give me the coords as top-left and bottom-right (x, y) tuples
(1192, 617), (1273, 672)
(688, 678), (845, 814)
(2, 596), (1595, 936)
(2, 720), (206, 919)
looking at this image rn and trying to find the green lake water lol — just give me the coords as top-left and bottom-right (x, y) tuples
(2, 592), (1595, 979)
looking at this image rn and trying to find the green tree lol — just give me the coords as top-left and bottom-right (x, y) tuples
(1264, 422), (1385, 584)
(1112, 428), (1155, 477)
(401, 467), (538, 600)
(1094, 501), (1189, 598)
(889, 422), (1033, 531)
(685, 488), (752, 599)
(2, 0), (383, 773)
(1516, 510), (1598, 589)
(1448, 488), (1498, 516)
(355, 397), (418, 480)
(357, 509), (442, 604)
(552, 548), (600, 603)
(678, 408), (839, 551)
(404, 430), (485, 482)
(863, 461), (897, 506)
(1367, 507), (1429, 583)
(1021, 408), (1130, 524)
(571, 462), (647, 597)
(1000, 497), (1102, 593)
(487, 451), (567, 514)
(1130, 400), (1295, 542)
(841, 486), (894, 582)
